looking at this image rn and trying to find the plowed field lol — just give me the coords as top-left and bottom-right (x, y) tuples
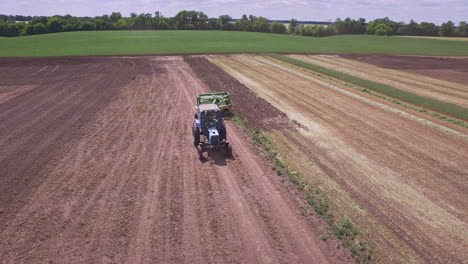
(0, 56), (351, 263)
(287, 54), (468, 108)
(341, 54), (468, 85)
(207, 54), (468, 263)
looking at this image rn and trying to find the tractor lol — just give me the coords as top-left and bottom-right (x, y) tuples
(193, 102), (232, 159)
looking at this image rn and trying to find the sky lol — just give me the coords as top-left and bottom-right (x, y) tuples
(1, 0), (467, 24)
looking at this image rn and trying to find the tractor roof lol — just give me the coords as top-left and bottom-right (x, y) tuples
(199, 103), (220, 112)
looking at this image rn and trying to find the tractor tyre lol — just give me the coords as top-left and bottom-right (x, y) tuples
(197, 145), (204, 160)
(193, 127), (200, 146)
(226, 143), (232, 157)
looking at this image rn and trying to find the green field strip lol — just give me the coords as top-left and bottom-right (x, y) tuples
(267, 54), (468, 125)
(2, 31), (468, 57)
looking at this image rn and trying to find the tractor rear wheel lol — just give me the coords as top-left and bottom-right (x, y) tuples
(197, 145), (204, 160)
(225, 143), (232, 157)
(193, 127), (200, 146)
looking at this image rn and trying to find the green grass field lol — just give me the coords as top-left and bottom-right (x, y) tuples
(1, 30), (468, 57)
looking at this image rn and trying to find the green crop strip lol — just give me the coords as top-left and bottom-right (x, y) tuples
(2, 31), (468, 57)
(231, 113), (376, 263)
(267, 54), (468, 125)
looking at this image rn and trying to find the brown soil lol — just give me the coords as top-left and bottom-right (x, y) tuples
(209, 54), (468, 263)
(341, 54), (468, 85)
(0, 56), (145, 228)
(184, 56), (289, 129)
(0, 56), (352, 263)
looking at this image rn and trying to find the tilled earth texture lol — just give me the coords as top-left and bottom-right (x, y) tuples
(0, 56), (352, 264)
(341, 54), (468, 85)
(206, 54), (468, 264)
(287, 54), (468, 108)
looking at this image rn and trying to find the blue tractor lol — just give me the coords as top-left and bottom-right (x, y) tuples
(193, 103), (232, 159)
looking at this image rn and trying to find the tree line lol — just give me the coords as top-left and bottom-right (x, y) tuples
(335, 17), (468, 37)
(0, 11), (467, 38)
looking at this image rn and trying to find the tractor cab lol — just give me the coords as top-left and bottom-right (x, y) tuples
(193, 103), (231, 159)
(201, 106), (221, 130)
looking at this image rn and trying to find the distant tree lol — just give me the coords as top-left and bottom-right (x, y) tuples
(334, 17), (366, 34)
(289, 18), (298, 33)
(208, 18), (221, 30)
(23, 24), (35, 35)
(115, 18), (129, 30)
(33, 23), (47, 34)
(235, 15), (251, 31)
(195, 12), (208, 29)
(130, 12), (137, 18)
(440, 21), (455, 37)
(131, 13), (153, 29)
(222, 22), (236, 31)
(419, 22), (439, 36)
(47, 17), (63, 33)
(110, 12), (122, 22)
(174, 10), (207, 30)
(335, 18), (348, 34)
(165, 17), (177, 29)
(3, 23), (24, 36)
(219, 15), (231, 25)
(271, 22), (286, 34)
(296, 24), (334, 37)
(0, 15), (8, 22)
(91, 16), (107, 30)
(400, 19), (421, 35)
(158, 21), (169, 30)
(0, 20), (7, 36)
(252, 17), (270, 32)
(78, 21), (96, 31)
(355, 18), (366, 34)
(456, 21), (468, 37)
(328, 25), (337, 35)
(30, 16), (48, 25)
(13, 15), (32, 21)
(375, 24), (393, 36)
(154, 11), (161, 18)
(367, 17), (398, 35)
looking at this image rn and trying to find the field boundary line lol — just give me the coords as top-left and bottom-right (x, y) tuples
(259, 55), (468, 139)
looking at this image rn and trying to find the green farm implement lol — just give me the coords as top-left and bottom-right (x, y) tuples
(196, 92), (232, 111)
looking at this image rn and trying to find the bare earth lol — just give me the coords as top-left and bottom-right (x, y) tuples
(0, 56), (352, 263)
(288, 54), (468, 108)
(208, 54), (468, 263)
(341, 54), (468, 86)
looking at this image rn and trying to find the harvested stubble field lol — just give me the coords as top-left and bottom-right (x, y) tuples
(0, 56), (353, 263)
(205, 54), (468, 263)
(287, 54), (468, 108)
